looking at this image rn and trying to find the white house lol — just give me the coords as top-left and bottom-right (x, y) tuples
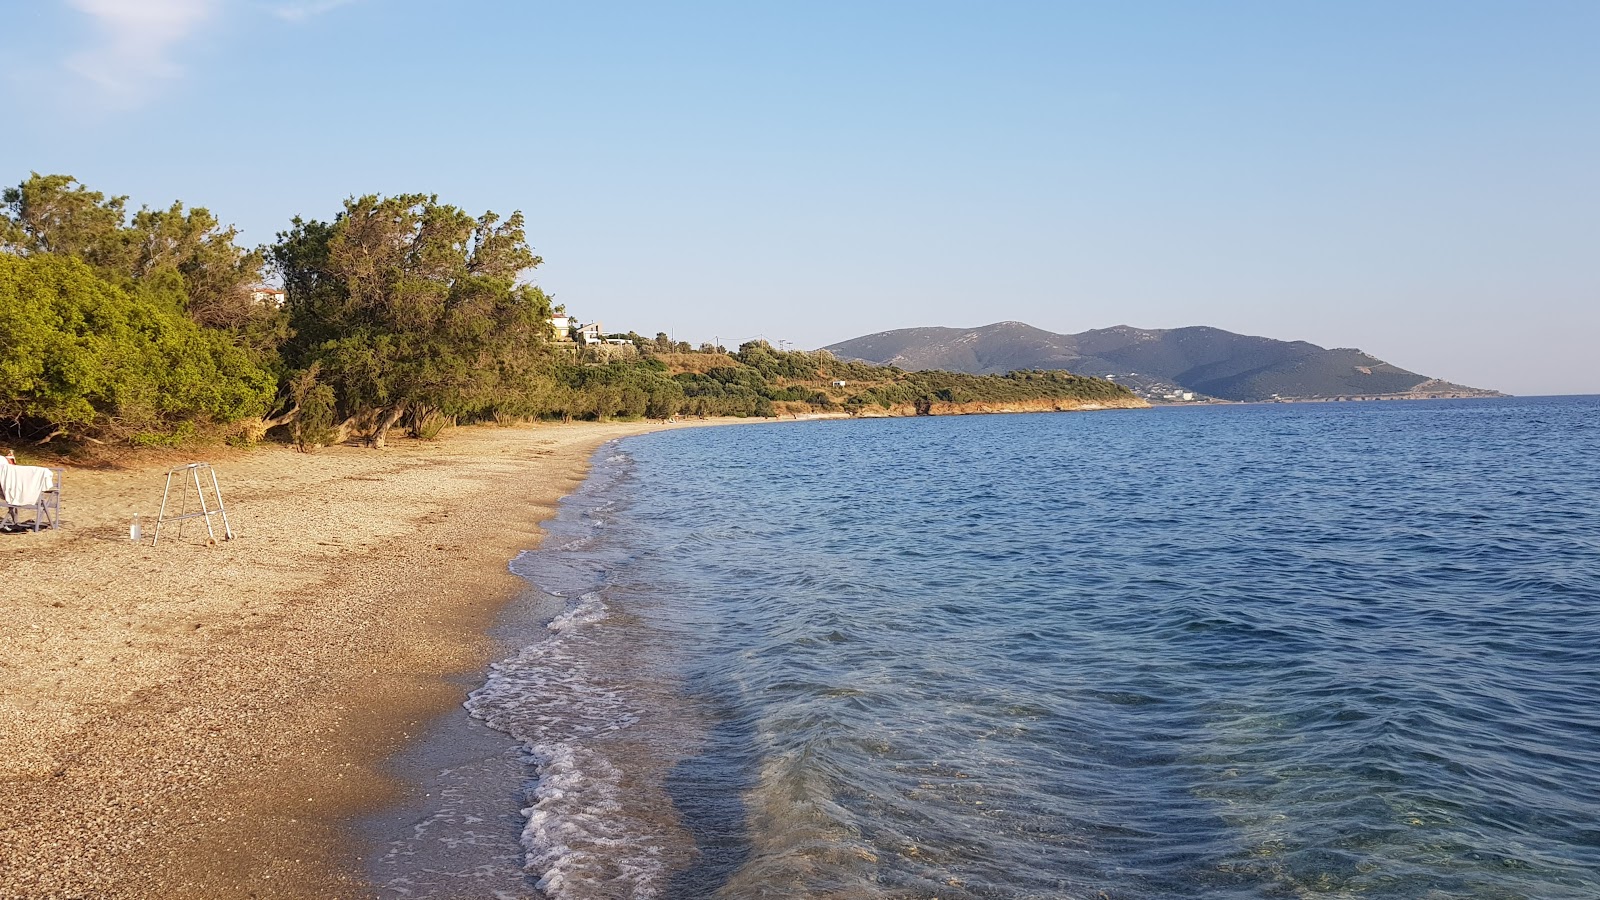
(249, 286), (286, 308)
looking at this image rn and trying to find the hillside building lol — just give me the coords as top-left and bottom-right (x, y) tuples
(249, 286), (286, 308)
(548, 314), (609, 345)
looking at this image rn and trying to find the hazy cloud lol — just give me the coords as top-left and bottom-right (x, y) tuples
(270, 0), (358, 24)
(63, 0), (220, 106)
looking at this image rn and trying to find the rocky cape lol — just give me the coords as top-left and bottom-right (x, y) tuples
(824, 322), (1502, 403)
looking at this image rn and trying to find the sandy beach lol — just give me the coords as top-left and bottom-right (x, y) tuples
(0, 421), (695, 899)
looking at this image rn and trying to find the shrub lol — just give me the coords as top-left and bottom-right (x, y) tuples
(0, 253), (275, 444)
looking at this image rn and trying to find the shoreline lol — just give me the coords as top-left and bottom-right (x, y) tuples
(360, 439), (639, 897)
(0, 420), (693, 899)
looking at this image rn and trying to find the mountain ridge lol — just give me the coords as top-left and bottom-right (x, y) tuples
(822, 322), (1501, 402)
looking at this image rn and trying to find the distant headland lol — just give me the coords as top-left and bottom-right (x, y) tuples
(824, 321), (1503, 403)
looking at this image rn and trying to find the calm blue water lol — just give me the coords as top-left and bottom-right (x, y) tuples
(455, 397), (1600, 899)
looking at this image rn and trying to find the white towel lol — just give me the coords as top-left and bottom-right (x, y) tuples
(1, 464), (53, 507)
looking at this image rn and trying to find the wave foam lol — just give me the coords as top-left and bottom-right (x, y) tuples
(519, 743), (663, 899)
(466, 591), (658, 898)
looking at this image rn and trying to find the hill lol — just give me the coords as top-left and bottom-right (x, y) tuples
(823, 322), (1501, 402)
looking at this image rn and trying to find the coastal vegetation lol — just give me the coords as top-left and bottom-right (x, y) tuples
(0, 173), (1139, 451)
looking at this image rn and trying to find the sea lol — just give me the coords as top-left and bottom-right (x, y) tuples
(365, 395), (1600, 899)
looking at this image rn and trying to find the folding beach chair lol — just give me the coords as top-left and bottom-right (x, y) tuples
(1, 465), (62, 533)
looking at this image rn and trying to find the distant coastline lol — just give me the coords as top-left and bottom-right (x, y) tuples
(824, 321), (1503, 403)
(843, 395), (1150, 417)
(1149, 384), (1508, 406)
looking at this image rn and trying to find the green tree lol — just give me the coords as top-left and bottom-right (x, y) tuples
(270, 194), (550, 447)
(0, 173), (129, 267)
(2, 173), (278, 338)
(126, 201), (267, 331)
(0, 254), (274, 444)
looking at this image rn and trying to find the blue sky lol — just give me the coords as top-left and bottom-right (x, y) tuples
(3, 1), (1596, 395)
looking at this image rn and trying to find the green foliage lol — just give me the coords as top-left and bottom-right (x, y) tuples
(555, 361), (683, 420)
(560, 346), (1136, 421)
(3, 173), (276, 335)
(734, 340), (821, 379)
(287, 366), (338, 451)
(844, 368), (1132, 412)
(270, 193), (551, 445)
(1, 173), (129, 265)
(0, 254), (275, 443)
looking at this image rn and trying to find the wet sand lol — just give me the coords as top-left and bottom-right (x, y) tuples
(0, 421), (698, 899)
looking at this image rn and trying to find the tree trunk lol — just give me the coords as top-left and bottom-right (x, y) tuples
(369, 404), (406, 449)
(261, 405), (300, 429)
(319, 415), (356, 447)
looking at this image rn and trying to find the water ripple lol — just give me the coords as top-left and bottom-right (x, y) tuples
(492, 397), (1600, 899)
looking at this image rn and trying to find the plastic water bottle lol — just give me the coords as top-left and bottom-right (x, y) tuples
(130, 513), (142, 543)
